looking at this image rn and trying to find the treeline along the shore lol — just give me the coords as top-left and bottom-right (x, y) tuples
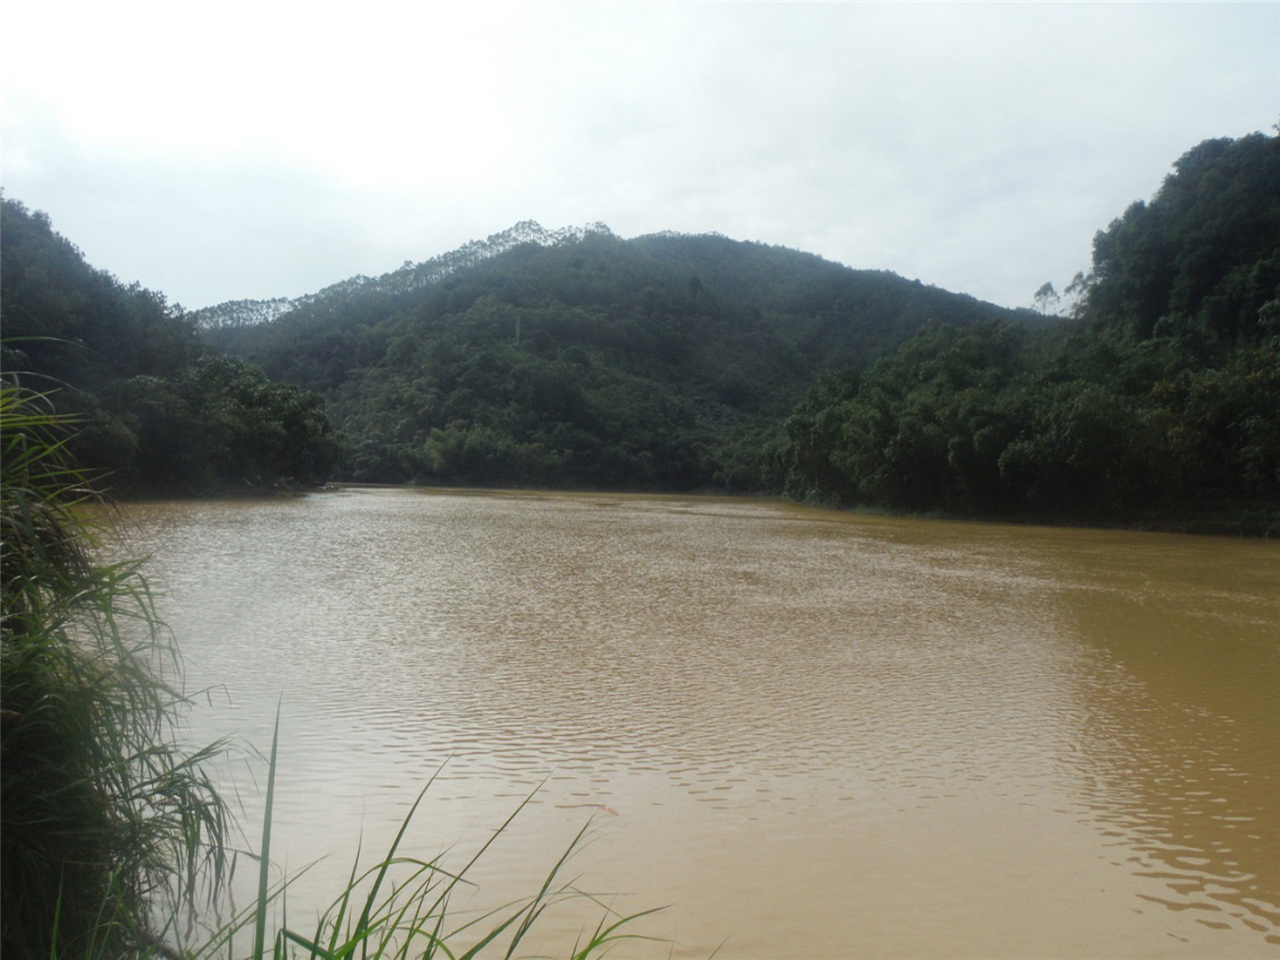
(3, 128), (1277, 531)
(781, 131), (1279, 529)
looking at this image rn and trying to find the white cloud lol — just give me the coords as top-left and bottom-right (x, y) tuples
(4, 1), (1277, 310)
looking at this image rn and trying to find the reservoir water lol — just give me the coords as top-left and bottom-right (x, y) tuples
(114, 487), (1279, 957)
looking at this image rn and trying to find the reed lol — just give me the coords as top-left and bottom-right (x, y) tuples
(1, 383), (231, 958)
(186, 735), (665, 960)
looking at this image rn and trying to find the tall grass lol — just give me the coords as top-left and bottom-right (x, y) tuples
(186, 730), (664, 960)
(1, 381), (667, 959)
(1, 383), (231, 957)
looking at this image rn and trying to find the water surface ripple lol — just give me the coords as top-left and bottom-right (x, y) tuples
(117, 488), (1279, 957)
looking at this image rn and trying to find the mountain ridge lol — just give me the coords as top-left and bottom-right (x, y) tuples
(191, 219), (623, 329)
(192, 220), (1010, 331)
(200, 220), (1030, 489)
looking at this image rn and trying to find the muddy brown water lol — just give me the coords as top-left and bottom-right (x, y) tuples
(115, 487), (1279, 957)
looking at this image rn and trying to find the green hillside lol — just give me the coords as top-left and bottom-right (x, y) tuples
(200, 226), (1028, 489)
(0, 199), (338, 495)
(5, 127), (1274, 530)
(779, 131), (1280, 532)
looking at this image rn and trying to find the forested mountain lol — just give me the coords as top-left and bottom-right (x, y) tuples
(779, 130), (1279, 532)
(5, 128), (1274, 530)
(201, 226), (1027, 489)
(0, 199), (338, 495)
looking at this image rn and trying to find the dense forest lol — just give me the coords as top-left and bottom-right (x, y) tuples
(3, 128), (1277, 531)
(781, 131), (1279, 531)
(0, 199), (338, 495)
(200, 223), (1030, 490)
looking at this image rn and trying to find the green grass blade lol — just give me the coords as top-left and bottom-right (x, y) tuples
(253, 702), (282, 960)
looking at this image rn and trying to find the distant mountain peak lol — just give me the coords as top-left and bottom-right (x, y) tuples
(193, 220), (616, 330)
(493, 220), (615, 247)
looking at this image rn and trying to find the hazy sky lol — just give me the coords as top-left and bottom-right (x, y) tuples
(3, 2), (1277, 312)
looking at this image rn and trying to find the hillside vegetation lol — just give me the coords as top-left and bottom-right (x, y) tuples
(780, 131), (1279, 531)
(0, 199), (339, 495)
(201, 225), (1028, 489)
(4, 128), (1276, 531)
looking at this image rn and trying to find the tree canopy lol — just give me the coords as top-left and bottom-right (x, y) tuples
(777, 130), (1280, 532)
(1, 199), (338, 495)
(200, 225), (1028, 490)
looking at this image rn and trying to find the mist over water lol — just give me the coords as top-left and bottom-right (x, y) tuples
(117, 488), (1279, 958)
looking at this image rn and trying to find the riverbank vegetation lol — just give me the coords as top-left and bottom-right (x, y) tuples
(0, 384), (659, 958)
(3, 128), (1276, 531)
(0, 383), (230, 956)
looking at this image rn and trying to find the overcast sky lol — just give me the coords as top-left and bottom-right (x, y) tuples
(3, 2), (1277, 312)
